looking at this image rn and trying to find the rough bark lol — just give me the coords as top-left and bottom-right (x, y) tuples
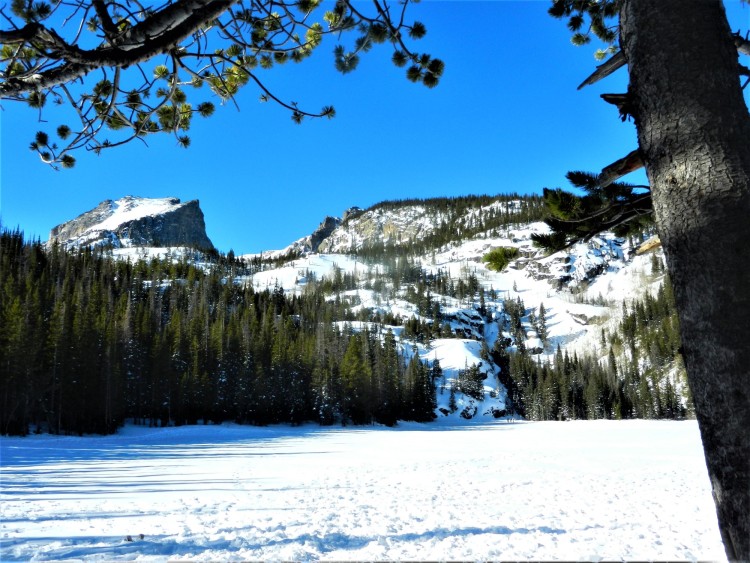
(620, 1), (750, 560)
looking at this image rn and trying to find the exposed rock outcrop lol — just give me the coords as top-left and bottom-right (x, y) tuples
(310, 216), (342, 252)
(47, 196), (214, 250)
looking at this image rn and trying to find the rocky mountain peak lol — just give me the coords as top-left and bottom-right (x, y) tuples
(47, 196), (214, 251)
(310, 216), (342, 252)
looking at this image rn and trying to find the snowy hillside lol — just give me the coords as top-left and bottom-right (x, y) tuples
(240, 201), (668, 422)
(263, 197), (531, 258)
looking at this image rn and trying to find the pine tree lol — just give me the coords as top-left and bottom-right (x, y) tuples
(340, 334), (373, 425)
(374, 329), (401, 426)
(537, 302), (548, 344)
(403, 355), (436, 422)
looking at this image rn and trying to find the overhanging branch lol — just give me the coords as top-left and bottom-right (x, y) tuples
(0, 0), (239, 97)
(118, 0), (237, 51)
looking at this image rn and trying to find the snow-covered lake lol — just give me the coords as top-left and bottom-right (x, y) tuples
(0, 420), (725, 561)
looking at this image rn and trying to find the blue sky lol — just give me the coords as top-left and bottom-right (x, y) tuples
(1, 1), (748, 254)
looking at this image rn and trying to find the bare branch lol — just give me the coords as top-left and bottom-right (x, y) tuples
(599, 149), (644, 188)
(735, 32), (750, 57)
(577, 50), (626, 90)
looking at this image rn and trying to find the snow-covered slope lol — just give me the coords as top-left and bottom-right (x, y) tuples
(241, 205), (664, 422)
(50, 194), (667, 423)
(260, 198), (527, 258)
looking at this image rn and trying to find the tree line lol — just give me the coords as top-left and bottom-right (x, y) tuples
(0, 228), (437, 436)
(346, 195), (548, 262)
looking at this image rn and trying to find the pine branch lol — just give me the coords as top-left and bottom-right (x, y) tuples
(534, 163), (653, 255)
(588, 196), (652, 236)
(552, 192), (651, 228)
(1, 0), (238, 96)
(533, 192), (652, 253)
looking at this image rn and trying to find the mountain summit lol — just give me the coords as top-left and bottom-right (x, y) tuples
(47, 196), (214, 250)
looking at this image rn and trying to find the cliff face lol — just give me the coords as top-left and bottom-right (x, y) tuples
(48, 196), (214, 250)
(309, 216), (342, 252)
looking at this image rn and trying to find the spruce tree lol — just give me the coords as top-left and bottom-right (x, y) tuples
(340, 334), (373, 425)
(537, 302), (548, 344)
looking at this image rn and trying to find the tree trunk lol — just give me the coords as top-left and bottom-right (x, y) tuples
(620, 1), (750, 559)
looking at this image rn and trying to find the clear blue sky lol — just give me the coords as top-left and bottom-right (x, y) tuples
(1, 1), (748, 254)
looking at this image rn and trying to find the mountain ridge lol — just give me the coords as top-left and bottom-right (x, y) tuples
(5, 192), (684, 432)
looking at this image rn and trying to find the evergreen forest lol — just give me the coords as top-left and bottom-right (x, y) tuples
(499, 269), (689, 421)
(1, 206), (689, 436)
(0, 229), (438, 435)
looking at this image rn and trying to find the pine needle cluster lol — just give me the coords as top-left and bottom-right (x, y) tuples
(531, 171), (652, 252)
(548, 0), (619, 55)
(1, 0), (442, 168)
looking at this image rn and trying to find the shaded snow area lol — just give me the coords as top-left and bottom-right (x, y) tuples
(1, 421), (724, 561)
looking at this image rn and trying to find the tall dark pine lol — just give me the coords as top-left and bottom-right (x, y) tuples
(619, 2), (750, 558)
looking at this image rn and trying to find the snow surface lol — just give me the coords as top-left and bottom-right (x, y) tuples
(94, 197), (184, 233)
(249, 254), (374, 293)
(1, 421), (725, 561)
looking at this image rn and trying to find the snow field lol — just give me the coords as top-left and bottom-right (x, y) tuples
(0, 420), (724, 561)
